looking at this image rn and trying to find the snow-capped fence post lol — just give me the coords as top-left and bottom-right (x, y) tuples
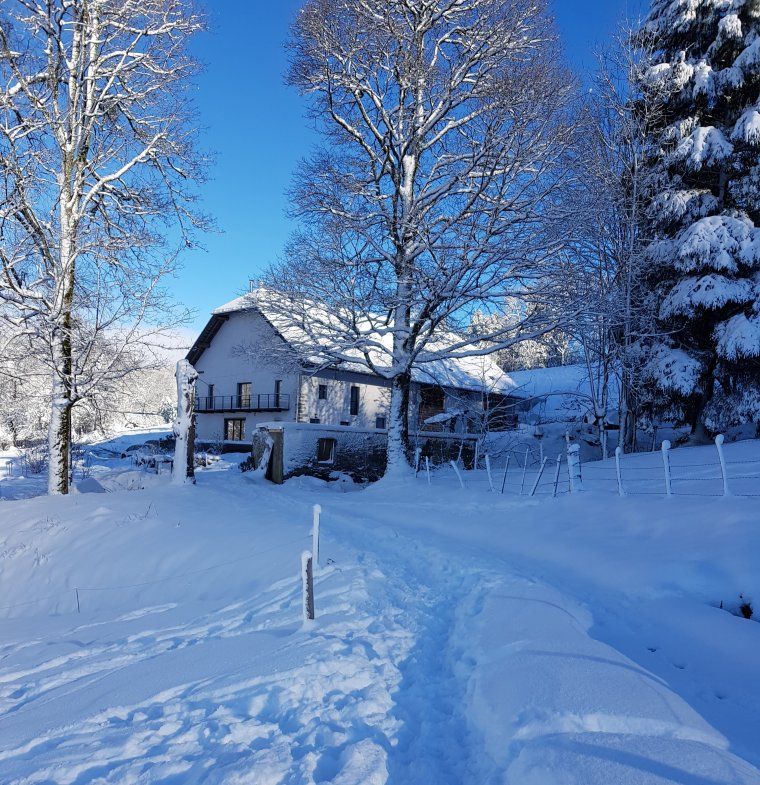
(520, 447), (530, 494)
(500, 455), (510, 494)
(414, 447), (421, 476)
(474, 441), (480, 471)
(615, 446), (625, 497)
(552, 454), (562, 497)
(567, 443), (582, 493)
(485, 454), (494, 492)
(661, 440), (672, 497)
(301, 551), (315, 622)
(75, 588), (81, 613)
(172, 360), (198, 486)
(450, 460), (465, 489)
(530, 456), (548, 496)
(312, 504), (321, 567)
(425, 456), (431, 485)
(715, 434), (730, 497)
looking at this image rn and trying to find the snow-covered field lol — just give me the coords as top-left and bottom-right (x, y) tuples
(0, 437), (759, 784)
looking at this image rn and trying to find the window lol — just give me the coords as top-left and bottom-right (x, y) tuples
(237, 382), (252, 408)
(317, 438), (336, 464)
(274, 379), (282, 408)
(224, 418), (245, 441)
(376, 416), (387, 430)
(349, 385), (360, 416)
(207, 383), (215, 410)
(318, 384), (327, 400)
(310, 417), (320, 424)
(340, 421), (350, 426)
(420, 384), (445, 409)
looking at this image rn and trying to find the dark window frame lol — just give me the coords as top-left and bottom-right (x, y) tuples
(317, 437), (336, 464)
(318, 383), (328, 400)
(349, 385), (360, 416)
(376, 416), (387, 430)
(224, 418), (245, 441)
(237, 381), (252, 408)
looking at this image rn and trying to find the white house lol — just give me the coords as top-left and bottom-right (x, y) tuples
(187, 291), (525, 447)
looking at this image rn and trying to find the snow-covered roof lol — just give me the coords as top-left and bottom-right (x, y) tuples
(206, 291), (522, 397)
(500, 364), (620, 423)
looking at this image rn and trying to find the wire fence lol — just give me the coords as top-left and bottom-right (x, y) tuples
(421, 435), (760, 500)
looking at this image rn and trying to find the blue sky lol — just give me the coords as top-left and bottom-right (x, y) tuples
(177, 0), (645, 332)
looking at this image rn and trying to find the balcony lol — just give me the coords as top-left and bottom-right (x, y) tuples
(195, 393), (290, 413)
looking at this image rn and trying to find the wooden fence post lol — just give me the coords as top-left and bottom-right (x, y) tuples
(530, 456), (548, 496)
(485, 454), (494, 492)
(312, 504), (321, 567)
(425, 456), (431, 485)
(715, 434), (730, 497)
(450, 460), (465, 489)
(520, 447), (530, 494)
(552, 454), (562, 497)
(414, 447), (422, 476)
(661, 440), (672, 497)
(301, 551), (315, 621)
(615, 446), (625, 497)
(567, 443), (582, 493)
(500, 455), (511, 494)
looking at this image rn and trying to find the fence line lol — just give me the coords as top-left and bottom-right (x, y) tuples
(419, 438), (760, 501)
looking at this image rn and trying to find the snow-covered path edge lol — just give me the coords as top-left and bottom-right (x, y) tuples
(322, 487), (760, 785)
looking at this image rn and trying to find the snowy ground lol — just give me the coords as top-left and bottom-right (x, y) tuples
(0, 438), (758, 784)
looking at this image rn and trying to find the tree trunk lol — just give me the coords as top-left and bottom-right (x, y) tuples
(385, 372), (411, 476)
(172, 360), (198, 485)
(47, 370), (73, 495)
(47, 317), (74, 495)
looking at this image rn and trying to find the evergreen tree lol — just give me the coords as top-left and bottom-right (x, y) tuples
(638, 0), (760, 438)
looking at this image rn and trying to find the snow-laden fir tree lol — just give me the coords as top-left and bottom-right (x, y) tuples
(638, 0), (760, 438)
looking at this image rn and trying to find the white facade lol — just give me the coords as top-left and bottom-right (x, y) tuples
(193, 310), (299, 443)
(189, 301), (521, 445)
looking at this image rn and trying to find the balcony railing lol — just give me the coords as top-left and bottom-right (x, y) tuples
(195, 393), (290, 413)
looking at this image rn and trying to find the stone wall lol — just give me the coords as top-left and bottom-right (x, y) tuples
(257, 423), (478, 483)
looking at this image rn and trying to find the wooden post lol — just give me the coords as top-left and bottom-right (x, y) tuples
(661, 440), (672, 497)
(567, 443), (582, 493)
(615, 446), (625, 497)
(520, 447), (530, 494)
(450, 460), (465, 489)
(485, 454), (494, 492)
(414, 447), (422, 476)
(530, 456), (548, 496)
(312, 504), (321, 567)
(474, 441), (480, 471)
(552, 454), (562, 497)
(301, 551), (315, 621)
(715, 434), (730, 497)
(500, 455), (510, 494)
(75, 588), (80, 614)
(425, 455), (431, 485)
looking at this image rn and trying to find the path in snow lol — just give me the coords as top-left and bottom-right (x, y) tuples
(1, 444), (759, 784)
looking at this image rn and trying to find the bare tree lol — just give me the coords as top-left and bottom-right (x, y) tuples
(269, 0), (582, 475)
(567, 25), (669, 454)
(0, 0), (207, 493)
